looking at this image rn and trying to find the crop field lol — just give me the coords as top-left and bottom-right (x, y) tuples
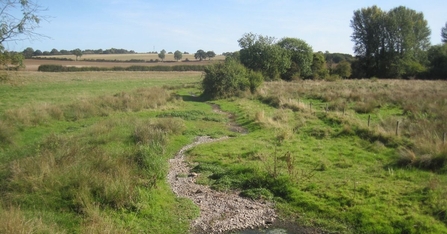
(0, 71), (446, 233)
(25, 54), (226, 71)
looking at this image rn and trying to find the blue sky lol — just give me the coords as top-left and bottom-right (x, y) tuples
(5, 0), (447, 55)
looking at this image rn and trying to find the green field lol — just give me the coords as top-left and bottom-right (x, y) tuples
(1, 71), (446, 233)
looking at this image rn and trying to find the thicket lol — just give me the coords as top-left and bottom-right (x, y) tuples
(37, 64), (206, 72)
(201, 58), (263, 99)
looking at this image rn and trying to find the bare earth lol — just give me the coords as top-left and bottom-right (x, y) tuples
(167, 136), (277, 233)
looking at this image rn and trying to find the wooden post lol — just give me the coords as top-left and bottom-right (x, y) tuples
(368, 115), (371, 127)
(310, 102), (312, 112)
(326, 103), (328, 113)
(444, 132), (446, 145)
(396, 121), (400, 136)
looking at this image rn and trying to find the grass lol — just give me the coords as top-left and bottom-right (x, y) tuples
(186, 79), (447, 233)
(1, 71), (447, 233)
(0, 71), (216, 233)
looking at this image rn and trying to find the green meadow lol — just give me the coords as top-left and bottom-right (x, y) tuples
(1, 71), (446, 233)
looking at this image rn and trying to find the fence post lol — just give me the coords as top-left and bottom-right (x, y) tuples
(444, 132), (446, 145)
(368, 115), (371, 127)
(396, 121), (400, 136)
(310, 102), (312, 113)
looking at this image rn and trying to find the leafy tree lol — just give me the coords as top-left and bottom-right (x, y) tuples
(0, 0), (47, 77)
(33, 49), (42, 56)
(202, 57), (263, 99)
(427, 44), (447, 78)
(333, 60), (352, 78)
(206, 51), (216, 60)
(277, 37), (313, 80)
(238, 32), (291, 80)
(60, 50), (70, 55)
(158, 49), (166, 61)
(0, 0), (47, 44)
(174, 50), (182, 61)
(22, 47), (35, 59)
(72, 48), (83, 61)
(351, 5), (431, 78)
(194, 49), (207, 61)
(50, 48), (60, 55)
(0, 50), (23, 74)
(311, 52), (329, 79)
(442, 22), (447, 44)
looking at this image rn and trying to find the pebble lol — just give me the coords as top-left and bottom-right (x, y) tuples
(167, 136), (277, 234)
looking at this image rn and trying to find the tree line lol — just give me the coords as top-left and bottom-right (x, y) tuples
(202, 5), (447, 99)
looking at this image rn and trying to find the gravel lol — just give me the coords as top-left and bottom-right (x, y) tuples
(167, 136), (277, 233)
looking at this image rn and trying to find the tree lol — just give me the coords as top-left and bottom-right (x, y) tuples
(174, 50), (182, 61)
(0, 0), (47, 44)
(311, 52), (329, 79)
(351, 5), (431, 78)
(50, 48), (60, 55)
(201, 57), (263, 99)
(333, 60), (352, 78)
(427, 44), (447, 78)
(442, 22), (447, 43)
(33, 49), (42, 56)
(277, 37), (313, 80)
(22, 47), (34, 59)
(194, 49), (207, 61)
(0, 0), (47, 76)
(72, 48), (83, 61)
(238, 32), (291, 80)
(158, 49), (166, 61)
(206, 51), (216, 60)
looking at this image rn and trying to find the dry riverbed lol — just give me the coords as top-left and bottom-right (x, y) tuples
(167, 136), (277, 233)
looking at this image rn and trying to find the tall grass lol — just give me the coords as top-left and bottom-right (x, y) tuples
(2, 87), (172, 127)
(258, 79), (447, 172)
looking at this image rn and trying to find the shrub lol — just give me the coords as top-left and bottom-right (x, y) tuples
(201, 58), (263, 99)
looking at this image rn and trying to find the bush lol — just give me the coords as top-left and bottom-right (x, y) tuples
(201, 58), (263, 99)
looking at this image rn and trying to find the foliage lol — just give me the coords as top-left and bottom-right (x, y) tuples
(277, 37), (313, 80)
(201, 57), (263, 99)
(158, 49), (166, 61)
(72, 48), (83, 61)
(206, 51), (216, 60)
(442, 22), (447, 44)
(310, 52), (329, 79)
(0, 48), (24, 72)
(333, 60), (352, 78)
(427, 43), (447, 78)
(351, 5), (431, 78)
(194, 49), (207, 61)
(173, 50), (182, 61)
(238, 32), (291, 80)
(0, 0), (46, 44)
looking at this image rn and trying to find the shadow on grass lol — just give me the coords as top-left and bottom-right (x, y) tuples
(179, 94), (207, 102)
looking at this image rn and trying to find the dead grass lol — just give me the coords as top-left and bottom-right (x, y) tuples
(260, 79), (447, 171)
(0, 206), (63, 234)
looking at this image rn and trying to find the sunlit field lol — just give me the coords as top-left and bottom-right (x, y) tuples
(1, 70), (446, 233)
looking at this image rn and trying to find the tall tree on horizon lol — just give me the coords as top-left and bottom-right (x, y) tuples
(442, 22), (447, 43)
(351, 5), (431, 78)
